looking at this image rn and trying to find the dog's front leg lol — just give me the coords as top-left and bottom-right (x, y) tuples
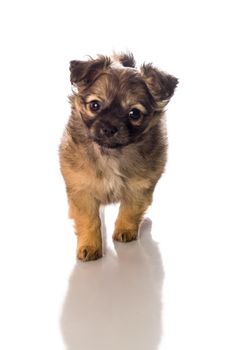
(68, 192), (102, 261)
(113, 194), (152, 243)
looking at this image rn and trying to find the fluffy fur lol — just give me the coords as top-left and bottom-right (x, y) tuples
(59, 53), (178, 261)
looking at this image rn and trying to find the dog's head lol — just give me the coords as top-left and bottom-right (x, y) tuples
(70, 53), (178, 148)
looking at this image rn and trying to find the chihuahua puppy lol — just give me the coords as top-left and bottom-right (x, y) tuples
(59, 53), (178, 261)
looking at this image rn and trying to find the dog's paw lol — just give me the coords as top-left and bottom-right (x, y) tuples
(77, 245), (102, 262)
(113, 229), (138, 243)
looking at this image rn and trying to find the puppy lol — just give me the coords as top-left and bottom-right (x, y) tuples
(59, 53), (178, 261)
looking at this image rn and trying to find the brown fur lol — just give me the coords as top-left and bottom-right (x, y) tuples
(59, 53), (178, 261)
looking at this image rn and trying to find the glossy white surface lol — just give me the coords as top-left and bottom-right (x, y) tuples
(0, 1), (233, 349)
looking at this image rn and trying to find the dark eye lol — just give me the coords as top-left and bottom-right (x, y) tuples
(128, 108), (141, 121)
(89, 100), (101, 112)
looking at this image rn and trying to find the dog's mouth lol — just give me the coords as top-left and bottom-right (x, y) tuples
(92, 137), (124, 149)
(91, 134), (133, 149)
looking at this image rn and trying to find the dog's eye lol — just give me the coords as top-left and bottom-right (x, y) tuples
(128, 108), (141, 121)
(89, 100), (101, 112)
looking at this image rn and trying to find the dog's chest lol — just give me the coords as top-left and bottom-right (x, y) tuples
(94, 152), (125, 202)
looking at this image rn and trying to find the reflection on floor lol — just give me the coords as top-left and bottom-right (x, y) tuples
(61, 218), (164, 350)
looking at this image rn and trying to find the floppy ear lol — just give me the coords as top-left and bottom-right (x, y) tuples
(70, 60), (92, 85)
(69, 56), (111, 87)
(141, 63), (178, 108)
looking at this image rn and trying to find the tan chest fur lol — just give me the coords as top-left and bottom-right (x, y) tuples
(90, 145), (126, 203)
(61, 135), (156, 205)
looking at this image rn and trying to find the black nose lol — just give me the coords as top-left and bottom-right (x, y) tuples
(100, 123), (118, 137)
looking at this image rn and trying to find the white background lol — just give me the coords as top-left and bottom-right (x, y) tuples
(0, 1), (233, 349)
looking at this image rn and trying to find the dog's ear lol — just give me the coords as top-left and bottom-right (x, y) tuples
(141, 63), (178, 108)
(117, 52), (136, 68)
(70, 60), (92, 85)
(70, 56), (111, 87)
